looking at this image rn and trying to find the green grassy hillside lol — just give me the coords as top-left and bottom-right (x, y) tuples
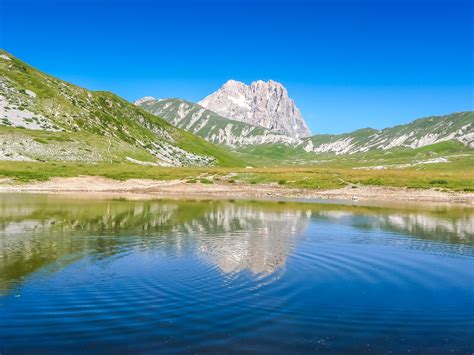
(0, 50), (242, 167)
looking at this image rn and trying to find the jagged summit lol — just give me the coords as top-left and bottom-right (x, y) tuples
(198, 80), (311, 139)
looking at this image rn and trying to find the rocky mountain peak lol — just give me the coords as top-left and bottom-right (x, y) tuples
(198, 80), (311, 139)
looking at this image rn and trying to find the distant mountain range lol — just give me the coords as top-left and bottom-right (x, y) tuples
(301, 112), (473, 154)
(137, 94), (473, 155)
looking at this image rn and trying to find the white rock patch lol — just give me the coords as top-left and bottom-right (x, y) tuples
(0, 95), (58, 131)
(312, 138), (354, 155)
(126, 157), (161, 166)
(25, 90), (36, 98)
(134, 96), (156, 105)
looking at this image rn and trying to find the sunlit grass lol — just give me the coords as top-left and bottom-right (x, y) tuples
(1, 160), (473, 191)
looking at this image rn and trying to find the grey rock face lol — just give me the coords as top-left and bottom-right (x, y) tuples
(198, 80), (311, 139)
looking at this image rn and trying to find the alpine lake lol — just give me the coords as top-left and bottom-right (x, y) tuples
(1, 193), (473, 354)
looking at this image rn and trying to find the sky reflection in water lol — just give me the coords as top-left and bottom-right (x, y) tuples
(1, 194), (473, 353)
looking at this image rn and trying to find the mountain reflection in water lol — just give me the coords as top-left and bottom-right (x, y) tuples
(1, 194), (473, 293)
(0, 194), (473, 353)
(0, 196), (312, 291)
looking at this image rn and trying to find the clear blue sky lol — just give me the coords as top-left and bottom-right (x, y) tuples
(1, 0), (472, 134)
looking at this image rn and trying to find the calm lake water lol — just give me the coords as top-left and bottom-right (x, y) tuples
(1, 194), (473, 354)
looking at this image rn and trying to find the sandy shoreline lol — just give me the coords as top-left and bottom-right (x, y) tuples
(0, 176), (473, 206)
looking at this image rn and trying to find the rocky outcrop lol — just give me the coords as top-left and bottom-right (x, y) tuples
(198, 80), (311, 139)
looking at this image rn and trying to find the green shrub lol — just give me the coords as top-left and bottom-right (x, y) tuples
(429, 179), (448, 185)
(365, 178), (383, 185)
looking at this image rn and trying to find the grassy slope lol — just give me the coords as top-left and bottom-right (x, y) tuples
(0, 49), (242, 167)
(237, 112), (473, 165)
(139, 98), (274, 144)
(305, 112), (474, 151)
(308, 128), (377, 147)
(0, 126), (156, 163)
(236, 138), (473, 167)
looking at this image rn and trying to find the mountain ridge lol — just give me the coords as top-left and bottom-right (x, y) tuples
(301, 111), (473, 155)
(136, 93), (473, 155)
(136, 97), (297, 147)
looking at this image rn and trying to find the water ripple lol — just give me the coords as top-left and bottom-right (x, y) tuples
(1, 197), (473, 353)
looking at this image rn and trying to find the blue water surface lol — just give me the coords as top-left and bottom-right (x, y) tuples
(0, 195), (473, 353)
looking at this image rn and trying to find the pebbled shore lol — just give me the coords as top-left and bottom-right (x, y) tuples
(0, 176), (473, 206)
